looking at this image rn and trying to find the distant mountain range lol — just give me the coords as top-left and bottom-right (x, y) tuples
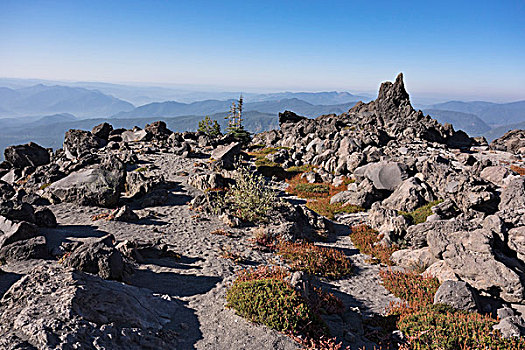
(112, 98), (360, 120)
(422, 109), (491, 136)
(0, 85), (135, 118)
(0, 80), (524, 159)
(424, 100), (525, 127)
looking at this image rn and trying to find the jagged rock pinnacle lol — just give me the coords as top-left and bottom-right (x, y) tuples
(377, 72), (411, 111)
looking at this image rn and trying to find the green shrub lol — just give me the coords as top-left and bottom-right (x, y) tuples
(223, 165), (278, 223)
(254, 157), (281, 168)
(294, 183), (330, 195)
(276, 241), (352, 279)
(399, 200), (443, 225)
(226, 278), (327, 338)
(306, 198), (364, 220)
(198, 115), (221, 137)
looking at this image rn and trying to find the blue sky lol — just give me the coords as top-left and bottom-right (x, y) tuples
(0, 0), (524, 100)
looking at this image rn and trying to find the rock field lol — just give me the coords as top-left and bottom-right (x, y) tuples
(0, 74), (524, 349)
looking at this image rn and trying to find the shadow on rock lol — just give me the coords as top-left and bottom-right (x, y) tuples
(0, 271), (23, 299)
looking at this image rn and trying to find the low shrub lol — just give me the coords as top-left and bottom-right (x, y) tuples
(398, 304), (525, 350)
(306, 197), (364, 220)
(226, 267), (328, 339)
(251, 227), (277, 250)
(376, 268), (525, 349)
(399, 200), (443, 225)
(379, 269), (440, 309)
(222, 166), (278, 223)
(349, 225), (398, 265)
(294, 183), (330, 195)
(254, 157), (281, 168)
(276, 241), (352, 279)
(511, 164), (525, 176)
(39, 183), (52, 190)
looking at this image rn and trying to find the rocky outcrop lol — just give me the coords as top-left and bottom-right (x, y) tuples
(63, 129), (106, 160)
(490, 129), (525, 154)
(91, 122), (113, 140)
(63, 234), (125, 281)
(45, 156), (126, 208)
(433, 280), (480, 312)
(3, 142), (50, 169)
(428, 228), (524, 303)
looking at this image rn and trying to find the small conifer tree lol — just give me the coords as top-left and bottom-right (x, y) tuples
(225, 95), (251, 144)
(198, 115), (221, 137)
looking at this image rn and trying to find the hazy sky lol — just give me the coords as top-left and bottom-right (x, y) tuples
(1, 0), (524, 101)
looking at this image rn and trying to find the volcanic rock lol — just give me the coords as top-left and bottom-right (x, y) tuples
(4, 142), (50, 169)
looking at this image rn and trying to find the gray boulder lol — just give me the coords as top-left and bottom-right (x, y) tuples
(480, 166), (512, 187)
(34, 207), (57, 228)
(390, 247), (437, 270)
(493, 315), (525, 338)
(0, 265), (180, 349)
(46, 158), (125, 208)
(0, 236), (48, 263)
(63, 129), (105, 160)
(121, 128), (151, 142)
(433, 280), (479, 312)
(210, 142), (241, 170)
(63, 234), (125, 281)
(382, 177), (434, 212)
(0, 215), (38, 249)
(4, 142), (50, 169)
(145, 121), (171, 139)
(508, 226), (525, 262)
(91, 122), (113, 140)
(188, 172), (225, 192)
(428, 228), (524, 303)
(406, 219), (473, 248)
(368, 202), (409, 242)
(354, 161), (409, 191)
(331, 178), (382, 209)
(125, 171), (158, 199)
(0, 181), (15, 201)
(279, 110), (307, 125)
(499, 177), (525, 212)
(112, 205), (139, 222)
